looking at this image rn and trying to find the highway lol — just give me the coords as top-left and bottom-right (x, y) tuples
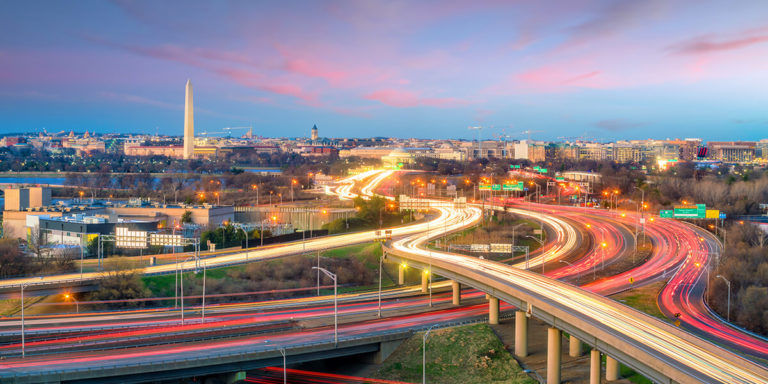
(2, 168), (767, 382)
(388, 204), (768, 383)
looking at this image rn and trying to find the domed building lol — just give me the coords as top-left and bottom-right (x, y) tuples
(381, 148), (414, 169)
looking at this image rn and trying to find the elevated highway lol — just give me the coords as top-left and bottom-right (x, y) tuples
(384, 204), (768, 384)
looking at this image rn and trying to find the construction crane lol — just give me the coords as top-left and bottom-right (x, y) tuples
(222, 126), (251, 138)
(199, 130), (225, 137)
(520, 129), (543, 142)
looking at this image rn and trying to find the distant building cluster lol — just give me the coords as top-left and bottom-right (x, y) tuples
(1, 80), (766, 166)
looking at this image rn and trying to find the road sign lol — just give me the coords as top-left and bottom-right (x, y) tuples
(479, 184), (492, 190)
(555, 176), (564, 181)
(539, 168), (548, 173)
(660, 210), (673, 218)
(669, 204), (706, 219)
(705, 209), (720, 219)
(629, 277), (635, 284)
(491, 184), (502, 191)
(502, 182), (525, 191)
(490, 243), (512, 253)
(719, 212), (726, 219)
(510, 164), (521, 169)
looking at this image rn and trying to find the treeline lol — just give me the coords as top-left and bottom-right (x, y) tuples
(651, 172), (768, 216)
(0, 238), (75, 278)
(0, 147), (313, 174)
(709, 223), (768, 335)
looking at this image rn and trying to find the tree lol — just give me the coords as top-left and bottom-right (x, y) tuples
(0, 238), (27, 278)
(181, 210), (193, 224)
(89, 257), (151, 307)
(27, 227), (50, 260)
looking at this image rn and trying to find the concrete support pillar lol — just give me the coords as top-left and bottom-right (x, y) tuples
(514, 310), (528, 357)
(421, 272), (428, 293)
(589, 349), (601, 384)
(488, 297), (499, 325)
(606, 356), (620, 381)
(547, 327), (561, 384)
(451, 281), (461, 305)
(398, 264), (405, 285)
(569, 335), (582, 357)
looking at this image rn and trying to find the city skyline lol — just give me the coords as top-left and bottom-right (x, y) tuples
(2, 1), (768, 140)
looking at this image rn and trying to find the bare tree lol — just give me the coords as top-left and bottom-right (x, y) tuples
(27, 227), (50, 260)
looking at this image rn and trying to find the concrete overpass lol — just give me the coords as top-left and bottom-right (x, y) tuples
(383, 206), (768, 384)
(0, 331), (410, 384)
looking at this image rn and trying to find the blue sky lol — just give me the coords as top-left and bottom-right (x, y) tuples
(1, 1), (768, 140)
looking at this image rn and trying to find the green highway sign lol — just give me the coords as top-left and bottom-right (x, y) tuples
(510, 164), (521, 169)
(661, 204), (707, 219)
(555, 176), (564, 181)
(479, 184), (492, 190)
(502, 182), (525, 191)
(491, 184), (502, 191)
(673, 204), (706, 218)
(539, 168), (548, 173)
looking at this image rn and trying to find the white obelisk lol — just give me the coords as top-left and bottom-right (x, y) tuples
(183, 79), (194, 159)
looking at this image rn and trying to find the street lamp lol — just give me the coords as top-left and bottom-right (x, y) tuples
(312, 266), (338, 344)
(424, 269), (433, 307)
(559, 260), (579, 285)
(423, 324), (438, 384)
(525, 235), (545, 272)
(20, 277), (43, 358)
(251, 184), (259, 206)
(279, 347), (287, 384)
(179, 256), (197, 325)
(200, 261), (207, 322)
(235, 225), (249, 261)
(63, 293), (79, 314)
(716, 275), (731, 322)
(378, 250), (384, 318)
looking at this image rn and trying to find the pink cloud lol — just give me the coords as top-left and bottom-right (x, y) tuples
(99, 91), (180, 110)
(671, 32), (768, 55)
(364, 89), (469, 108)
(514, 67), (613, 92)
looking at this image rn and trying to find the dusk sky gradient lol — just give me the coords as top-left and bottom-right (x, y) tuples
(2, 0), (768, 140)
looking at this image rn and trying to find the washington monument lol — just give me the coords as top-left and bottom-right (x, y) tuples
(183, 79), (194, 159)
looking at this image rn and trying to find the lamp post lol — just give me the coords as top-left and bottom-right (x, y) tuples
(559, 260), (579, 285)
(716, 275), (731, 322)
(63, 293), (79, 314)
(423, 324), (437, 384)
(312, 267), (337, 344)
(179, 256), (196, 325)
(252, 184), (259, 206)
(235, 225), (249, 261)
(20, 277), (42, 358)
(200, 261), (207, 322)
(378, 250), (384, 318)
(599, 227), (607, 270)
(424, 269), (433, 307)
(525, 235), (545, 273)
(279, 347), (287, 384)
